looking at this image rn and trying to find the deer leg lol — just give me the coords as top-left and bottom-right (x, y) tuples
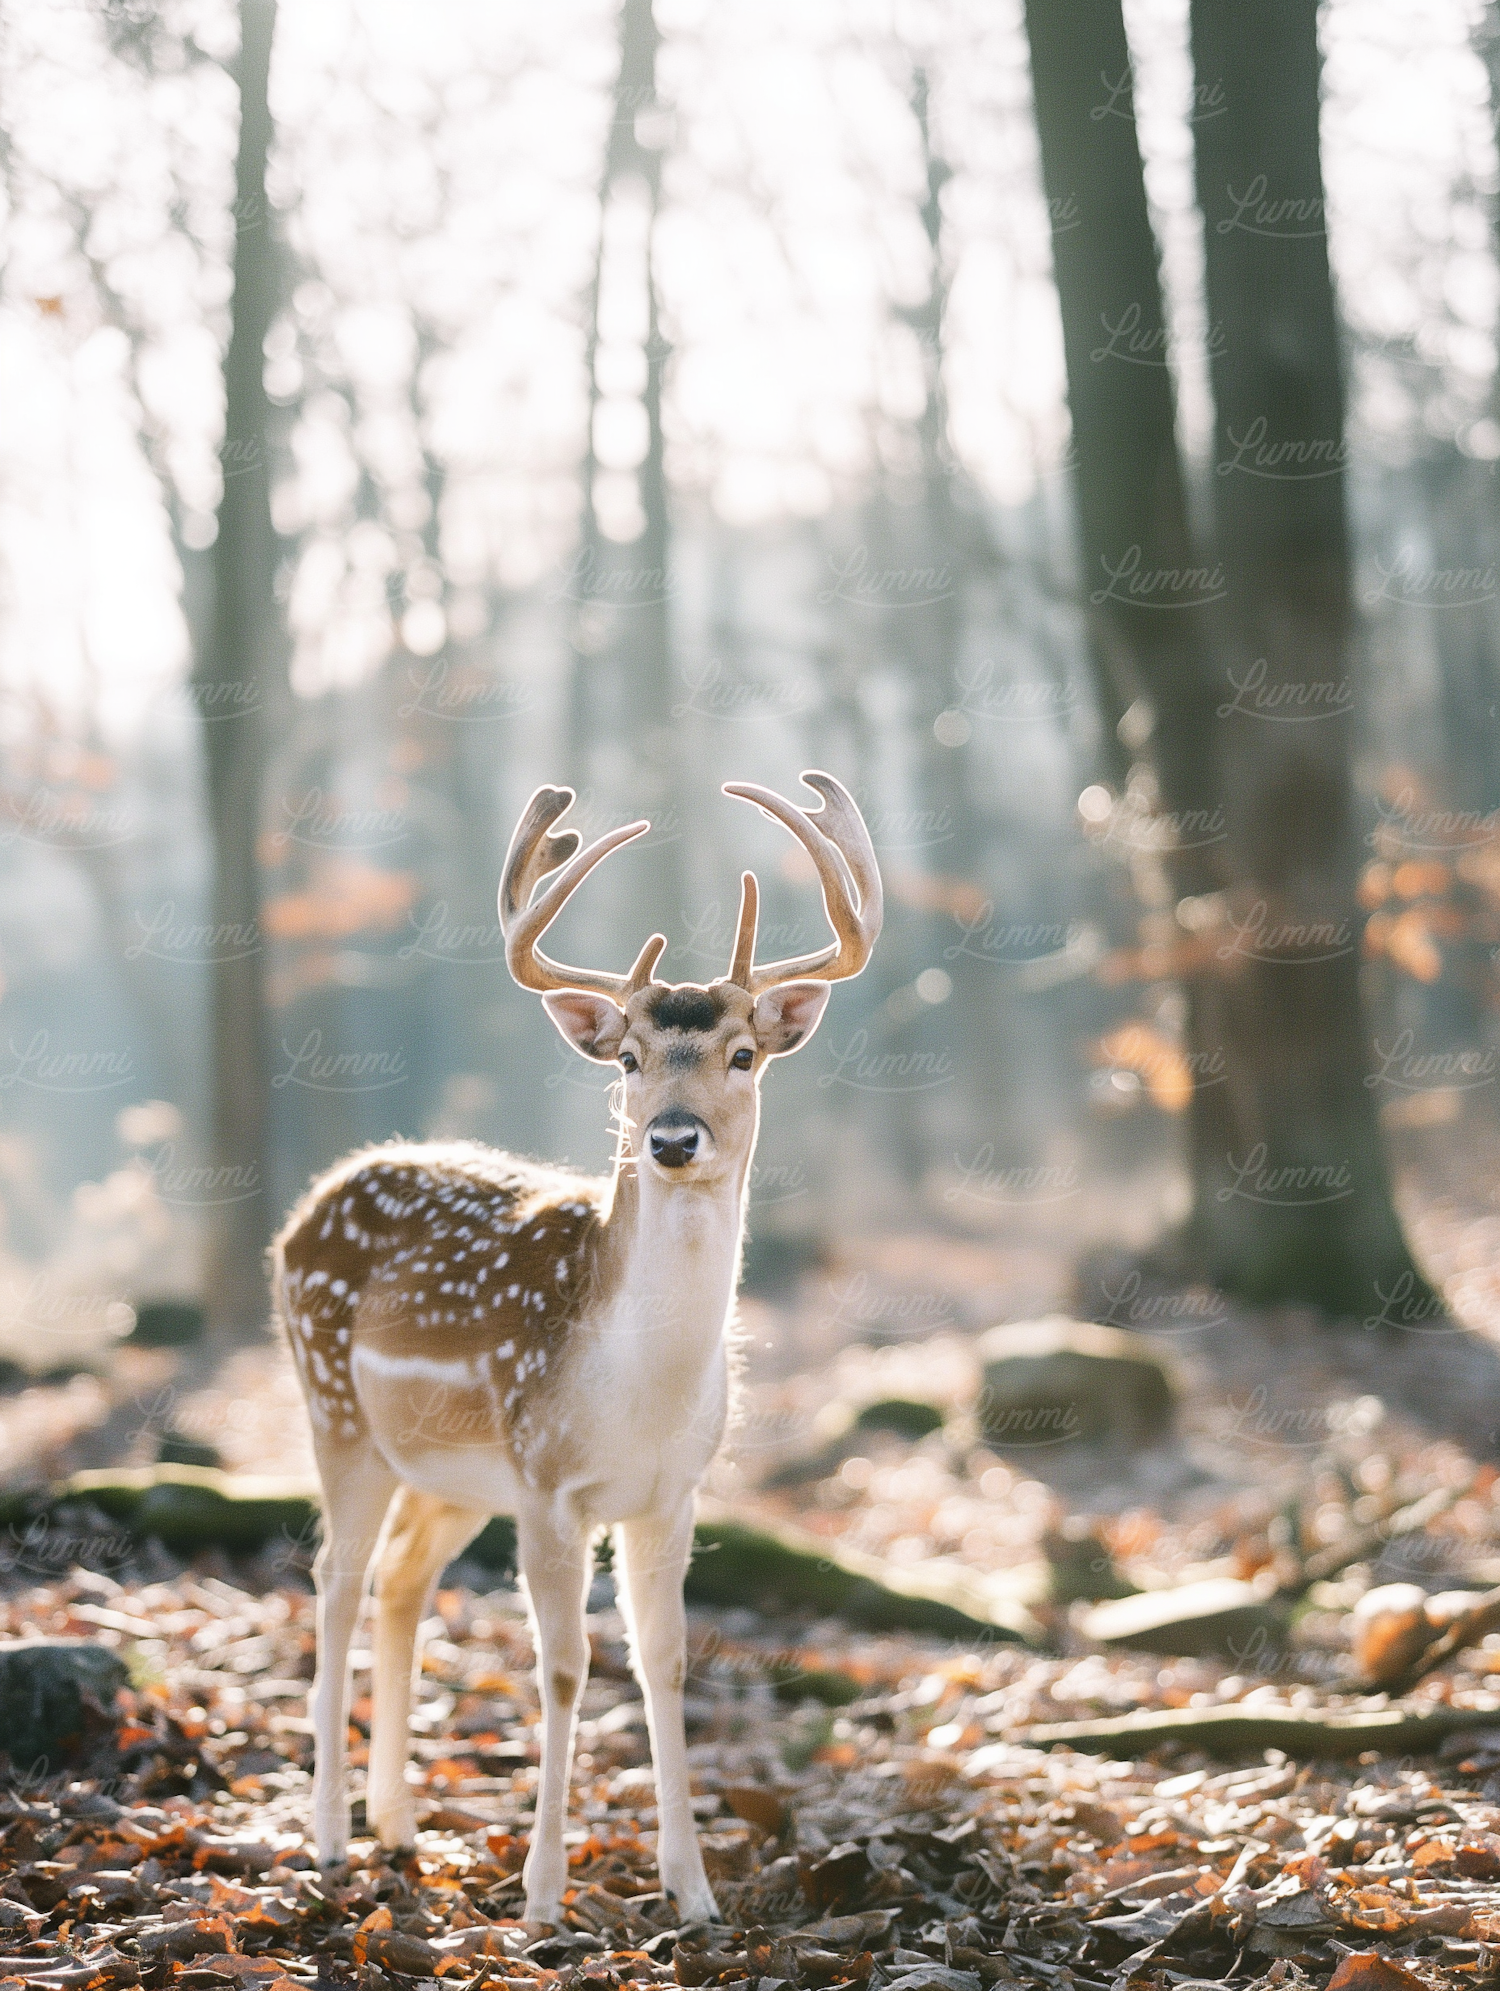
(516, 1505), (592, 1923)
(310, 1444), (397, 1866)
(369, 1489), (488, 1849)
(615, 1504), (718, 1922)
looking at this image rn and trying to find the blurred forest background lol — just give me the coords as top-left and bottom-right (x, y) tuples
(2, 0), (1500, 1363)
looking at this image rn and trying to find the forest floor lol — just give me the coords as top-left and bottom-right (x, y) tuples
(7, 1126), (1500, 1988)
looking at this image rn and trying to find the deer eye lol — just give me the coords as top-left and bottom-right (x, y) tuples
(620, 1049), (639, 1073)
(731, 1047), (754, 1070)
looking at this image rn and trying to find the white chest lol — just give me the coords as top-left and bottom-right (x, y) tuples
(561, 1192), (740, 1512)
(360, 1183), (742, 1528)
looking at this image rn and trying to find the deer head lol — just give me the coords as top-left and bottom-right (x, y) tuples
(498, 771), (882, 1189)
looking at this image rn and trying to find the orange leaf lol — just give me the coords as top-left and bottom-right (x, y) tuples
(1385, 909), (1444, 982)
(722, 1786), (786, 1839)
(484, 1831), (528, 1874)
(1327, 1954), (1427, 1991)
(1392, 860), (1451, 899)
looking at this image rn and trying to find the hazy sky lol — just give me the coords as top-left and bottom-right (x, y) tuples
(0, 0), (1494, 723)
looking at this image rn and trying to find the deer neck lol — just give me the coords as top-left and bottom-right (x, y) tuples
(593, 1126), (754, 1367)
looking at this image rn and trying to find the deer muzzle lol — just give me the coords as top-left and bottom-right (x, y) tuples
(646, 1111), (709, 1171)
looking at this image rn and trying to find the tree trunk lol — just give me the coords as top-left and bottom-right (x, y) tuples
(1025, 0), (1428, 1315)
(1187, 0), (1425, 1313)
(1023, 0), (1222, 857)
(190, 0), (285, 1338)
(567, 0), (683, 975)
(897, 68), (996, 1175)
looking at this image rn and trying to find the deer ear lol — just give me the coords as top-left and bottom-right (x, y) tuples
(751, 980), (832, 1057)
(541, 991), (628, 1062)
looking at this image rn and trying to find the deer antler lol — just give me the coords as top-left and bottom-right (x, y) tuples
(722, 770), (882, 992)
(499, 786), (666, 1000)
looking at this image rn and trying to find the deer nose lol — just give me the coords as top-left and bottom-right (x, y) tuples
(648, 1114), (702, 1169)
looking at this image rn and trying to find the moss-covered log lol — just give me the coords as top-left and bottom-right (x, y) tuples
(3, 1468), (320, 1556)
(687, 1516), (1040, 1642)
(1017, 1701), (1499, 1759)
(0, 1471), (1041, 1644)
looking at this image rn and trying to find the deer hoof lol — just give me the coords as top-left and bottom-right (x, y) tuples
(665, 1879), (721, 1924)
(372, 1804), (417, 1850)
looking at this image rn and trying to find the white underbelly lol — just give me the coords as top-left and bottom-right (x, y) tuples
(350, 1337), (725, 1525)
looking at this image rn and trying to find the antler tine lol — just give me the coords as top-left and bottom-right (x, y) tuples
(722, 770), (883, 992)
(500, 787), (580, 926)
(729, 871), (759, 987)
(499, 785), (657, 998)
(626, 933), (669, 994)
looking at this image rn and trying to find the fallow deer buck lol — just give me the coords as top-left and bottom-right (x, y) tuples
(274, 771), (881, 1922)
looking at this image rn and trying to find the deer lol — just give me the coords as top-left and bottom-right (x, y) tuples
(273, 770), (881, 1924)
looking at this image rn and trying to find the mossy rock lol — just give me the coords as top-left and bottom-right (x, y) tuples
(1041, 1522), (1140, 1605)
(853, 1398), (946, 1441)
(158, 1431), (223, 1470)
(976, 1317), (1178, 1451)
(772, 1665), (863, 1706)
(0, 1639), (130, 1770)
(762, 1394), (947, 1488)
(60, 1468), (318, 1555)
(464, 1516), (518, 1575)
(128, 1300), (205, 1348)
